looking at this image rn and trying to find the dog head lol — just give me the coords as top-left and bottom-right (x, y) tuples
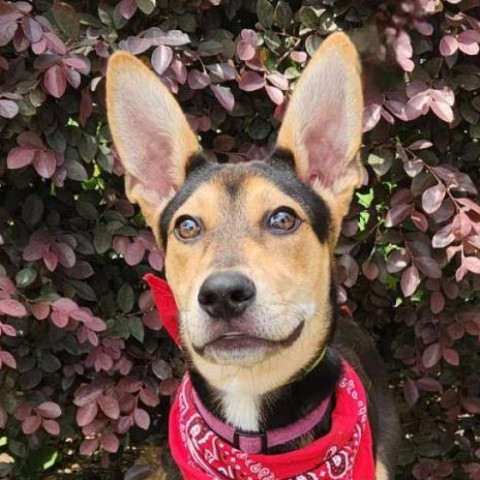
(106, 32), (363, 395)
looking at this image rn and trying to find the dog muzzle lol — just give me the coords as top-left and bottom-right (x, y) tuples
(145, 274), (375, 479)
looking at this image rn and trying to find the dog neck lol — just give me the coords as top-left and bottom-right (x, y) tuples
(189, 346), (342, 453)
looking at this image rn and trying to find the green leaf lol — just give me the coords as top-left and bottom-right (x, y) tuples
(22, 194), (44, 226)
(97, 152), (114, 173)
(78, 134), (98, 163)
(117, 283), (135, 313)
(43, 450), (58, 470)
(129, 317), (144, 342)
(52, 1), (80, 39)
(39, 354), (62, 373)
(136, 0), (156, 15)
(264, 31), (281, 51)
(299, 6), (319, 29)
(274, 1), (293, 30)
(66, 159), (89, 181)
(368, 151), (393, 177)
(69, 280), (97, 301)
(94, 223), (112, 254)
(16, 268), (37, 288)
(76, 201), (99, 221)
(256, 0), (274, 28)
(19, 369), (43, 390)
(9, 439), (26, 458)
(198, 40), (224, 56)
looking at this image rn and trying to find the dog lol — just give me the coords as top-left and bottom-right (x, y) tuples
(106, 32), (400, 479)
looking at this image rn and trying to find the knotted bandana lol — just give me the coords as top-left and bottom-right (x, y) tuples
(145, 274), (375, 479)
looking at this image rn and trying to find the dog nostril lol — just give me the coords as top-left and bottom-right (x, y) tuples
(198, 272), (256, 319)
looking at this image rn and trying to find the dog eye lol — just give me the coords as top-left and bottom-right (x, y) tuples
(174, 216), (202, 241)
(267, 208), (300, 234)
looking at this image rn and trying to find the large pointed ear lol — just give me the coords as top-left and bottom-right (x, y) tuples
(106, 52), (200, 232)
(276, 32), (363, 237)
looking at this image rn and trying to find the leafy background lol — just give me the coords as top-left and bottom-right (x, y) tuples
(0, 0), (480, 479)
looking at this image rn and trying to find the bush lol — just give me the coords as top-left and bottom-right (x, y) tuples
(0, 0), (479, 478)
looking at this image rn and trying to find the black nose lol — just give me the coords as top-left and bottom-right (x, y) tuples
(198, 272), (256, 319)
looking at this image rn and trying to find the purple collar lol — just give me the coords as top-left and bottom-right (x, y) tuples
(192, 386), (331, 454)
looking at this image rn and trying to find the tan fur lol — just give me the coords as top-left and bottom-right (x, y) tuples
(106, 52), (199, 233)
(277, 32), (363, 242)
(107, 32), (396, 477)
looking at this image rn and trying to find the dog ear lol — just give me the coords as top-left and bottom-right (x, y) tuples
(106, 52), (200, 230)
(276, 32), (363, 230)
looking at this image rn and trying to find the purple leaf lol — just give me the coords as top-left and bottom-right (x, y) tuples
(76, 402), (98, 427)
(439, 35), (458, 56)
(267, 72), (289, 90)
(265, 85), (284, 105)
(44, 65), (66, 98)
(210, 85), (234, 111)
(430, 100), (454, 123)
(37, 402), (62, 419)
(401, 265), (421, 297)
(119, 0), (137, 19)
(151, 45), (172, 76)
(430, 291), (445, 314)
(464, 256), (480, 274)
(63, 56), (90, 74)
(42, 419), (60, 435)
(422, 342), (442, 369)
(404, 158), (424, 177)
(206, 63), (236, 82)
(98, 395), (120, 420)
(121, 36), (152, 54)
(22, 17), (42, 43)
(408, 140), (433, 150)
(100, 433), (120, 453)
(385, 202), (412, 227)
(403, 378), (419, 407)
(237, 40), (256, 61)
(133, 408), (150, 430)
(0, 99), (18, 118)
(0, 299), (27, 317)
(422, 183), (446, 214)
(187, 70), (211, 90)
(146, 29), (190, 47)
(239, 71), (266, 91)
(125, 240), (146, 266)
(0, 350), (17, 369)
(415, 256), (441, 279)
(22, 415), (42, 435)
(290, 50), (307, 63)
(387, 249), (410, 273)
(7, 147), (36, 169)
(33, 150), (56, 178)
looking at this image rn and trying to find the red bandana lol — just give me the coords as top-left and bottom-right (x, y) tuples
(145, 274), (375, 480)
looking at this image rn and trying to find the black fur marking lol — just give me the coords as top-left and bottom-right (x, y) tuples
(185, 152), (210, 176)
(189, 347), (343, 454)
(269, 148), (296, 170)
(160, 150), (332, 247)
(250, 157), (332, 243)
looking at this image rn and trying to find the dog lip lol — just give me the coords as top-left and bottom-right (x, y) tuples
(200, 321), (305, 352)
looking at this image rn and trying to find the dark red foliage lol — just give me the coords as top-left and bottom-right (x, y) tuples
(0, 1), (479, 479)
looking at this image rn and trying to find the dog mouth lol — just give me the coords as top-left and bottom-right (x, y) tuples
(193, 321), (305, 359)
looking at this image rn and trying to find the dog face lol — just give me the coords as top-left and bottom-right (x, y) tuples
(107, 33), (363, 393)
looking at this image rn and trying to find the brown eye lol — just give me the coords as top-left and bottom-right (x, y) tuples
(174, 216), (202, 241)
(267, 208), (300, 234)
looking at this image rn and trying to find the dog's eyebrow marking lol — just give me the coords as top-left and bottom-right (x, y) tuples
(160, 161), (221, 247)
(252, 156), (332, 243)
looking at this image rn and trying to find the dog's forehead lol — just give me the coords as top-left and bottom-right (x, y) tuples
(159, 154), (332, 246)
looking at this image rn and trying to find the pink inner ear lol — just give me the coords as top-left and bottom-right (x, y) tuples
(124, 102), (178, 197)
(304, 115), (348, 188)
